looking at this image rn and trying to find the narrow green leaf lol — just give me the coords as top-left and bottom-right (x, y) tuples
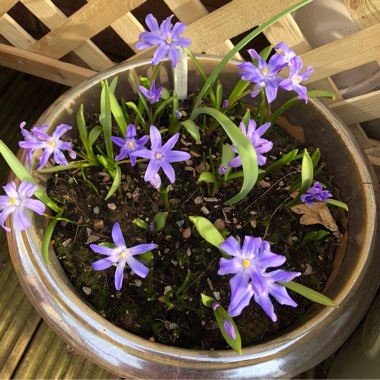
(220, 143), (235, 179)
(201, 293), (214, 307)
(0, 140), (60, 212)
(215, 80), (223, 109)
(264, 149), (299, 174)
(190, 0), (314, 118)
(132, 218), (149, 230)
(109, 91), (127, 136)
(300, 149), (313, 194)
(105, 165), (121, 200)
(279, 281), (337, 307)
(88, 125), (102, 147)
(213, 304), (242, 354)
(181, 120), (201, 143)
(197, 171), (218, 184)
(192, 107), (258, 205)
(42, 209), (63, 264)
(76, 104), (93, 159)
(100, 80), (114, 161)
(152, 95), (175, 122)
(307, 89), (336, 100)
(311, 148), (320, 168)
(326, 198), (349, 211)
(153, 211), (169, 232)
(38, 161), (93, 173)
(259, 45), (273, 61)
(189, 216), (228, 257)
(303, 230), (330, 243)
(125, 102), (147, 129)
(109, 77), (118, 94)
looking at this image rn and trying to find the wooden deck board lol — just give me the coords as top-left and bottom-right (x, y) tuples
(0, 68), (116, 379)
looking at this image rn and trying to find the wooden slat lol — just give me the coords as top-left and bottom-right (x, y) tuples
(20, 0), (114, 71)
(263, 14), (342, 101)
(131, 0), (302, 61)
(108, 12), (145, 53)
(0, 0), (18, 17)
(0, 43), (95, 86)
(164, 0), (241, 59)
(344, 0), (380, 65)
(0, 14), (35, 49)
(329, 89), (380, 125)
(303, 23), (380, 83)
(30, 0), (145, 60)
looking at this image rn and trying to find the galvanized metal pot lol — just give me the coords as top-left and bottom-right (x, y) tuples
(6, 57), (380, 378)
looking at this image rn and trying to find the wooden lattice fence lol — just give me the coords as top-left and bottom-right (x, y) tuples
(0, 0), (380, 159)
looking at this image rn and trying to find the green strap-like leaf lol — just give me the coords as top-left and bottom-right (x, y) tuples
(152, 211), (169, 232)
(109, 90), (127, 137)
(100, 80), (114, 162)
(105, 165), (121, 200)
(88, 125), (102, 148)
(300, 149), (313, 194)
(189, 216), (229, 257)
(42, 209), (63, 264)
(279, 280), (337, 307)
(191, 107), (258, 205)
(76, 104), (95, 161)
(197, 171), (218, 184)
(132, 218), (149, 230)
(264, 148), (299, 175)
(181, 119), (200, 143)
(0, 140), (60, 212)
(326, 198), (349, 211)
(190, 0), (314, 119)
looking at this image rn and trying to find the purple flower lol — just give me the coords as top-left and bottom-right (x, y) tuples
(222, 99), (229, 109)
(131, 125), (191, 185)
(136, 13), (191, 67)
(138, 80), (163, 104)
(19, 122), (49, 168)
(274, 42), (296, 65)
(279, 56), (314, 102)
(0, 181), (45, 232)
(237, 49), (287, 103)
(90, 222), (157, 291)
(20, 124), (76, 170)
(111, 125), (149, 165)
(174, 109), (182, 120)
(228, 119), (273, 168)
(218, 236), (300, 321)
(300, 182), (332, 206)
(223, 319), (237, 340)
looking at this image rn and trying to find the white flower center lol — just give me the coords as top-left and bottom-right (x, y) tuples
(9, 197), (20, 206)
(293, 75), (302, 84)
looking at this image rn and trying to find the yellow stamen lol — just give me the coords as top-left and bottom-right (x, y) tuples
(128, 142), (134, 149)
(262, 67), (268, 76)
(48, 141), (56, 148)
(120, 252), (126, 259)
(166, 37), (172, 44)
(9, 197), (19, 205)
(156, 153), (162, 159)
(243, 259), (250, 268)
(277, 48), (283, 54)
(293, 76), (302, 84)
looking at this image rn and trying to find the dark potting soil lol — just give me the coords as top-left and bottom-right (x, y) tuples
(47, 107), (344, 351)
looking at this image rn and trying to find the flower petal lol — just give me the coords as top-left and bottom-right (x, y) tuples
(91, 257), (114, 271)
(269, 283), (298, 307)
(89, 244), (115, 256)
(127, 255), (149, 278)
(114, 260), (126, 290)
(129, 243), (157, 256)
(149, 125), (162, 151)
(13, 208), (31, 231)
(218, 257), (241, 275)
(112, 222), (126, 248)
(219, 236), (241, 257)
(23, 199), (46, 215)
(161, 161), (175, 183)
(254, 292), (277, 322)
(228, 274), (253, 317)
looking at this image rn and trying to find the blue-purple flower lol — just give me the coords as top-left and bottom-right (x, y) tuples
(136, 13), (191, 67)
(19, 124), (76, 170)
(274, 42), (296, 65)
(111, 125), (148, 165)
(228, 119), (273, 168)
(237, 49), (287, 103)
(223, 319), (237, 340)
(90, 222), (157, 291)
(300, 182), (332, 206)
(218, 236), (300, 321)
(279, 56), (314, 102)
(131, 125), (191, 186)
(138, 80), (163, 104)
(0, 181), (45, 232)
(19, 122), (49, 168)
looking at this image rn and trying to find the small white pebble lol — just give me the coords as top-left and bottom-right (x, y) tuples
(134, 279), (142, 287)
(62, 238), (72, 248)
(149, 337), (155, 342)
(201, 206), (210, 215)
(93, 206), (100, 214)
(194, 196), (203, 205)
(82, 287), (91, 295)
(213, 291), (220, 300)
(164, 286), (172, 295)
(107, 203), (117, 210)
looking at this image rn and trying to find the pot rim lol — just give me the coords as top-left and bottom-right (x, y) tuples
(6, 55), (380, 377)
